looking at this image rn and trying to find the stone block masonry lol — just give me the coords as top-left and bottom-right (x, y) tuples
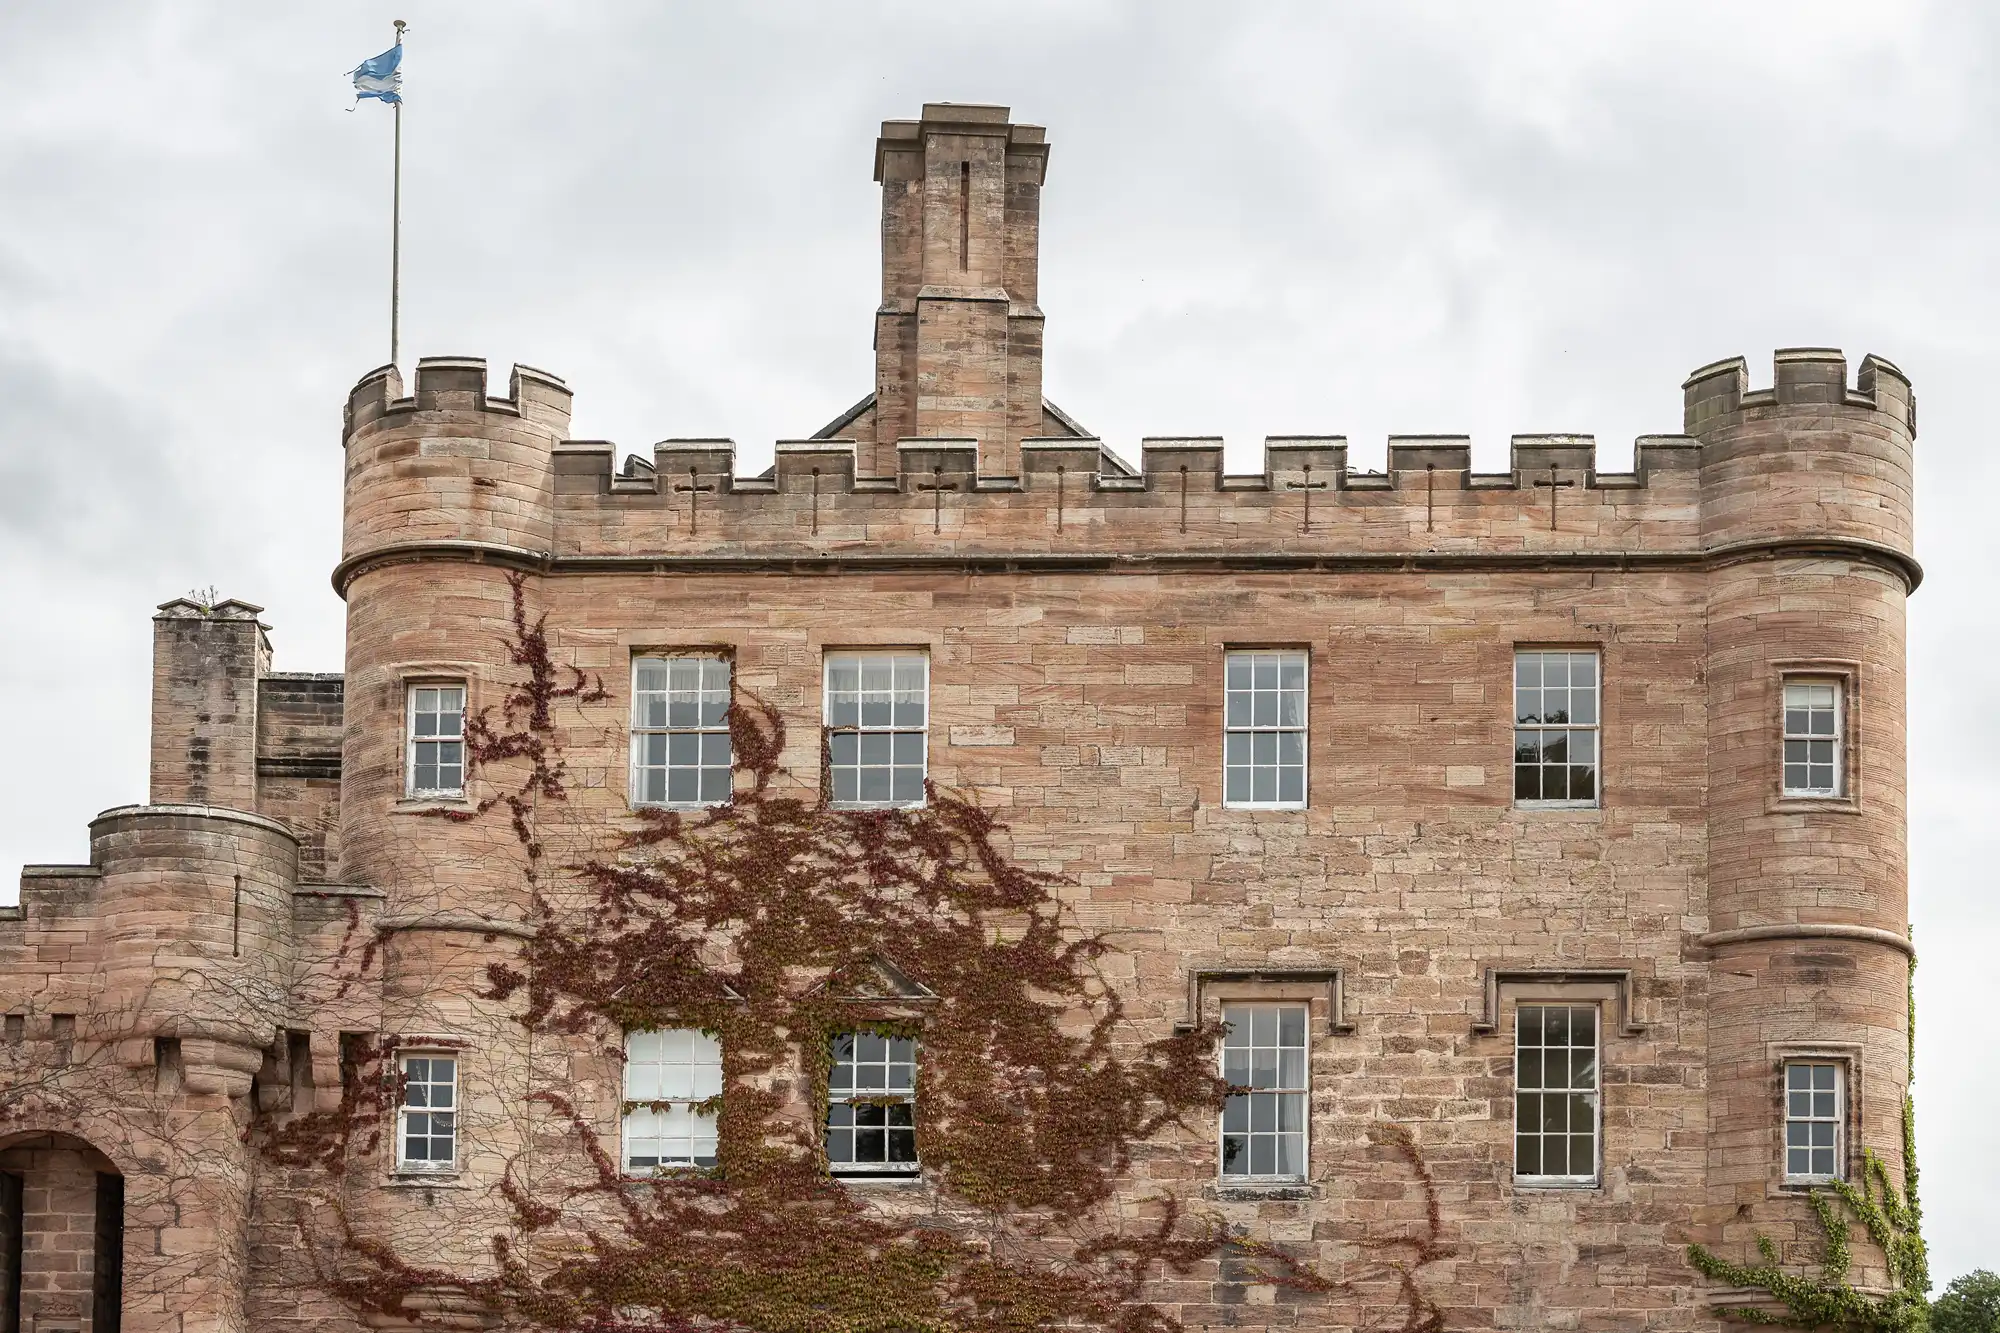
(0, 99), (1919, 1333)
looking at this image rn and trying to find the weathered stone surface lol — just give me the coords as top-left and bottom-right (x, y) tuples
(0, 103), (1917, 1332)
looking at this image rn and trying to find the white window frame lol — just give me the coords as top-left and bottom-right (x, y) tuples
(824, 654), (928, 810)
(404, 683), (467, 798)
(1513, 650), (1601, 809)
(1513, 1003), (1601, 1187)
(395, 1051), (459, 1173)
(1222, 650), (1309, 810)
(630, 655), (733, 809)
(1781, 678), (1844, 798)
(1783, 1060), (1846, 1184)
(621, 1028), (722, 1174)
(825, 1032), (920, 1174)
(1218, 1002), (1310, 1181)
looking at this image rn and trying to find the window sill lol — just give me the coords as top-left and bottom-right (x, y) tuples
(394, 796), (475, 815)
(1221, 803), (1309, 813)
(833, 1171), (925, 1187)
(1511, 1177), (1601, 1192)
(828, 802), (928, 812)
(1777, 1177), (1845, 1193)
(384, 1171), (466, 1188)
(1206, 1180), (1317, 1201)
(1768, 795), (1861, 816)
(1513, 801), (1601, 813)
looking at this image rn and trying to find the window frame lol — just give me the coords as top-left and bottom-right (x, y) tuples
(1221, 649), (1310, 811)
(395, 1050), (460, 1174)
(629, 654), (734, 810)
(1782, 1059), (1847, 1185)
(404, 681), (468, 799)
(823, 652), (929, 810)
(824, 1031), (920, 1175)
(1218, 1002), (1311, 1182)
(621, 1027), (722, 1175)
(1780, 676), (1845, 799)
(1512, 1002), (1602, 1188)
(1513, 648), (1602, 810)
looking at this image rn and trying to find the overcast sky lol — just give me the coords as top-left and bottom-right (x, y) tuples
(2, 0), (1994, 1283)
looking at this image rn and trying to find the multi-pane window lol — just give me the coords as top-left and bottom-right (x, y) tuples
(1782, 680), (1843, 797)
(1514, 1004), (1599, 1184)
(1784, 1062), (1844, 1183)
(631, 656), (733, 807)
(623, 1029), (722, 1172)
(397, 1053), (458, 1170)
(1223, 651), (1308, 808)
(1220, 1004), (1309, 1179)
(825, 655), (927, 808)
(1514, 651), (1599, 806)
(406, 685), (466, 797)
(826, 1033), (918, 1172)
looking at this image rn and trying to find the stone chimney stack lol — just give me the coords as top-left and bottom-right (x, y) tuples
(150, 597), (269, 810)
(870, 103), (1049, 480)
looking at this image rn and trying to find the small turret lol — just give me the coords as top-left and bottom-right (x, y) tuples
(1694, 348), (1917, 1281)
(341, 357), (573, 573)
(868, 104), (1053, 480)
(150, 598), (269, 811)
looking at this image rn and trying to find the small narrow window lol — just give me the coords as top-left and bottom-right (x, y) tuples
(826, 1033), (918, 1173)
(1784, 1061), (1844, 1183)
(958, 160), (970, 270)
(631, 656), (732, 807)
(1515, 650), (1600, 807)
(1220, 1004), (1309, 1179)
(1782, 680), (1843, 797)
(825, 654), (927, 808)
(1223, 651), (1308, 808)
(1514, 1004), (1599, 1185)
(406, 684), (466, 797)
(397, 1053), (458, 1171)
(623, 1029), (721, 1173)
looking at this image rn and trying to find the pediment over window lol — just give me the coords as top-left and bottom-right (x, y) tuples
(804, 953), (938, 1003)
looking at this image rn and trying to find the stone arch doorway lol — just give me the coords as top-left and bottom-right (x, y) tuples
(0, 1132), (122, 1333)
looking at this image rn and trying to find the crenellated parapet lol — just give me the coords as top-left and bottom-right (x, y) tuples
(336, 350), (1920, 593)
(342, 357), (573, 573)
(1687, 348), (1915, 563)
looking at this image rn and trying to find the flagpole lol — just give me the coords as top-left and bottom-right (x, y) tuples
(390, 19), (406, 368)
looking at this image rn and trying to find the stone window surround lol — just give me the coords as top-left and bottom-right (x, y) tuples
(628, 651), (736, 811)
(1479, 975), (1630, 1193)
(1184, 972), (1342, 1200)
(1217, 643), (1312, 812)
(388, 1036), (467, 1180)
(1217, 1000), (1312, 1183)
(1512, 642), (1606, 811)
(621, 1027), (723, 1175)
(823, 648), (931, 810)
(1769, 659), (1864, 815)
(1767, 1041), (1864, 1195)
(391, 662), (481, 813)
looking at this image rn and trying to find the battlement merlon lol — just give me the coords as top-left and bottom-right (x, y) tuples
(343, 357), (574, 438)
(875, 104), (1048, 186)
(549, 430), (1703, 497)
(336, 351), (1918, 594)
(1683, 348), (1914, 438)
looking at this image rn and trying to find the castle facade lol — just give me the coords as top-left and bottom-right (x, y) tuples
(0, 104), (1919, 1332)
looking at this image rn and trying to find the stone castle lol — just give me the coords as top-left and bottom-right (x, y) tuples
(0, 103), (1919, 1332)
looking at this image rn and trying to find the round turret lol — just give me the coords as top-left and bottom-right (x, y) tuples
(1692, 349), (1917, 1278)
(340, 357), (572, 575)
(94, 804), (297, 1075)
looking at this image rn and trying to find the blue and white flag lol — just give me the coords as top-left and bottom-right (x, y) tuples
(349, 43), (403, 105)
